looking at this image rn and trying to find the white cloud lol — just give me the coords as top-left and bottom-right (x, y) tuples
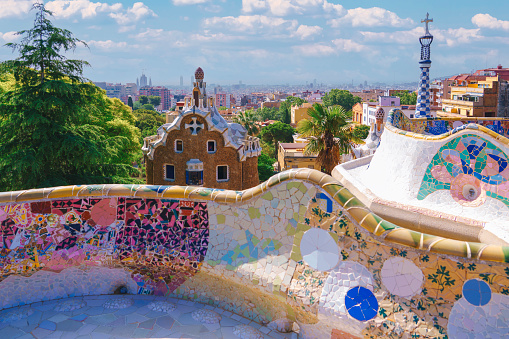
(293, 25), (322, 39)
(0, 31), (20, 42)
(204, 15), (320, 40)
(242, 0), (267, 13)
(204, 15), (297, 34)
(0, 0), (35, 19)
(87, 39), (127, 50)
(329, 7), (413, 28)
(332, 38), (365, 52)
(108, 2), (156, 25)
(361, 27), (424, 44)
(293, 38), (365, 57)
(46, 0), (122, 19)
(242, 0), (343, 17)
(293, 43), (335, 56)
(361, 26), (482, 47)
(173, 0), (209, 4)
(472, 13), (509, 31)
(434, 28), (482, 46)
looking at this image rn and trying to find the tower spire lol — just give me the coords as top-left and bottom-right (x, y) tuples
(415, 13), (434, 118)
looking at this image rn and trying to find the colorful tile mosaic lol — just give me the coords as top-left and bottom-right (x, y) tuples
(387, 109), (509, 140)
(0, 198), (210, 307)
(418, 134), (509, 208)
(0, 168), (508, 339)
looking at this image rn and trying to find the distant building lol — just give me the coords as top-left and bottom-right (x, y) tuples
(441, 74), (508, 117)
(142, 67), (261, 190)
(215, 93), (233, 108)
(352, 103), (363, 124)
(291, 102), (313, 125)
(93, 82), (125, 100)
(351, 89), (385, 102)
(277, 142), (319, 172)
(261, 101), (281, 109)
(361, 96), (438, 126)
(139, 73), (148, 88)
(139, 86), (172, 111)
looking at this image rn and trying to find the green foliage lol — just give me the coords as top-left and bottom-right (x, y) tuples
(253, 106), (279, 122)
(148, 95), (161, 107)
(142, 103), (155, 111)
(139, 95), (149, 105)
(234, 110), (259, 136)
(278, 96), (305, 124)
(259, 122), (295, 158)
(218, 106), (228, 110)
(393, 90), (417, 105)
(0, 3), (141, 191)
(322, 89), (361, 111)
(297, 103), (363, 174)
(353, 124), (370, 140)
(133, 109), (165, 140)
(258, 153), (276, 182)
(127, 96), (133, 109)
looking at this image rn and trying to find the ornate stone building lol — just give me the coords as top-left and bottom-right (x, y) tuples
(142, 67), (261, 190)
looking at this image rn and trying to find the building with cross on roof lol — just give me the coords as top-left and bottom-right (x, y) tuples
(142, 67), (261, 190)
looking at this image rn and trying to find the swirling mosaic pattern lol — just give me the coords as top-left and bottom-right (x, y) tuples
(418, 134), (509, 208)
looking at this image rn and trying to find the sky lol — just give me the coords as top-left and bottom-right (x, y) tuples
(0, 0), (508, 86)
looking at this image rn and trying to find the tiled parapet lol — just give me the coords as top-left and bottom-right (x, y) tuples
(0, 168), (508, 338)
(355, 109), (509, 243)
(387, 109), (509, 140)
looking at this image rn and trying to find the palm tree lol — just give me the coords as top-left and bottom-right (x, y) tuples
(297, 103), (363, 174)
(234, 110), (259, 136)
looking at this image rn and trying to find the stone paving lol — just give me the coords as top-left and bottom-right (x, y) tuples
(0, 295), (296, 339)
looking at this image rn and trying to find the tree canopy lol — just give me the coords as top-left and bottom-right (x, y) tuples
(322, 89), (361, 111)
(139, 95), (149, 105)
(133, 109), (165, 141)
(258, 153), (276, 182)
(353, 124), (370, 140)
(297, 103), (363, 174)
(259, 122), (296, 158)
(149, 95), (161, 107)
(234, 110), (259, 136)
(392, 90), (417, 105)
(0, 3), (141, 191)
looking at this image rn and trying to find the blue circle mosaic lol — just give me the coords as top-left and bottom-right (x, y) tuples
(463, 279), (491, 306)
(345, 286), (378, 321)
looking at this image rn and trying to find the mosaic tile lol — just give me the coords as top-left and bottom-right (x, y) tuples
(300, 228), (340, 271)
(381, 257), (424, 298)
(103, 298), (133, 309)
(233, 324), (264, 339)
(191, 309), (221, 324)
(0, 168), (508, 338)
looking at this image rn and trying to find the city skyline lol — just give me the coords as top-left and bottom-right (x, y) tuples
(0, 1), (508, 85)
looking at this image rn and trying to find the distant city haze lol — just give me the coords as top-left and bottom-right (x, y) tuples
(0, 1), (507, 85)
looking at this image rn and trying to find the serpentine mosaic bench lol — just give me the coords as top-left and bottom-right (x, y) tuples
(0, 169), (508, 338)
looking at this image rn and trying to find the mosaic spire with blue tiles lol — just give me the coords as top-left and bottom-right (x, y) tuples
(415, 13), (434, 118)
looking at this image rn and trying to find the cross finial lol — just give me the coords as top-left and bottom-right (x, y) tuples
(421, 12), (433, 35)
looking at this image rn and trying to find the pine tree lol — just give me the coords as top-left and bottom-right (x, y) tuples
(128, 96), (134, 109)
(0, 3), (140, 191)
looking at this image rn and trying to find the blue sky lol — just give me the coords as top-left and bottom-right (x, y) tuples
(0, 0), (508, 86)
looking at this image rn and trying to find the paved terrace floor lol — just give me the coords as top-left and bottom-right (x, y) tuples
(0, 295), (295, 339)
